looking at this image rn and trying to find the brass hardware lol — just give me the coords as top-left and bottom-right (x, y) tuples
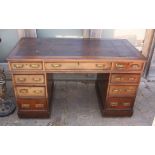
(19, 89), (28, 93)
(96, 64), (105, 68)
(115, 77), (121, 80)
(129, 77), (135, 81)
(33, 78), (41, 82)
(111, 102), (118, 106)
(30, 64), (40, 68)
(126, 89), (134, 92)
(21, 104), (30, 108)
(33, 90), (42, 94)
(17, 78), (26, 82)
(131, 64), (139, 69)
(35, 104), (44, 108)
(14, 64), (24, 68)
(116, 64), (125, 68)
(123, 102), (130, 106)
(113, 89), (119, 92)
(51, 64), (62, 67)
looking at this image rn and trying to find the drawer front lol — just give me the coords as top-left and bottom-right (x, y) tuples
(16, 86), (45, 97)
(10, 62), (43, 70)
(110, 74), (140, 83)
(79, 62), (111, 70)
(45, 62), (78, 70)
(14, 75), (45, 84)
(112, 62), (143, 71)
(17, 98), (48, 110)
(106, 97), (134, 109)
(109, 85), (137, 97)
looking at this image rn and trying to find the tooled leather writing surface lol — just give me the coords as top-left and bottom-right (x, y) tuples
(7, 38), (145, 60)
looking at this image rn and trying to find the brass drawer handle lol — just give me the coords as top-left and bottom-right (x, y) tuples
(111, 102), (118, 106)
(32, 78), (41, 82)
(126, 89), (135, 92)
(21, 104), (30, 108)
(96, 64), (105, 68)
(131, 64), (140, 69)
(116, 64), (125, 68)
(14, 64), (24, 69)
(113, 89), (119, 92)
(30, 64), (40, 68)
(129, 77), (135, 81)
(123, 102), (130, 106)
(33, 90), (42, 94)
(17, 78), (26, 82)
(19, 89), (28, 93)
(35, 104), (44, 108)
(51, 64), (62, 67)
(115, 77), (121, 80)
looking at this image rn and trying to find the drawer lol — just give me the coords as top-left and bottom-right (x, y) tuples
(45, 62), (78, 70)
(15, 86), (45, 97)
(110, 74), (140, 84)
(106, 97), (134, 109)
(14, 75), (45, 84)
(109, 85), (137, 97)
(17, 98), (48, 110)
(112, 62), (143, 71)
(79, 62), (111, 70)
(10, 62), (43, 70)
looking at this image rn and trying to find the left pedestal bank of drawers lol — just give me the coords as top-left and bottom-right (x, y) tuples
(9, 61), (50, 118)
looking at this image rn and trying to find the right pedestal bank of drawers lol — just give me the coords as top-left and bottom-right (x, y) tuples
(102, 61), (144, 116)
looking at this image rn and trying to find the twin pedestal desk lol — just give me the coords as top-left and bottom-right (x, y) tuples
(7, 38), (146, 118)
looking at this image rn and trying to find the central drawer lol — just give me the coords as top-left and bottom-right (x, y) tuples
(45, 62), (78, 70)
(15, 86), (46, 97)
(109, 85), (137, 97)
(14, 75), (45, 84)
(79, 62), (111, 70)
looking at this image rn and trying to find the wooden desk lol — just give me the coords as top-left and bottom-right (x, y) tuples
(7, 38), (146, 118)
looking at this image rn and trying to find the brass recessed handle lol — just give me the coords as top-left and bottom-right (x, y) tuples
(123, 102), (130, 106)
(129, 77), (135, 81)
(96, 64), (105, 68)
(115, 77), (121, 80)
(113, 89), (119, 92)
(35, 104), (44, 108)
(30, 64), (40, 68)
(33, 90), (42, 94)
(19, 89), (28, 93)
(51, 64), (62, 67)
(126, 89), (135, 92)
(17, 78), (26, 82)
(21, 104), (30, 108)
(14, 64), (24, 68)
(131, 64), (139, 69)
(33, 78), (41, 82)
(111, 102), (118, 106)
(116, 64), (125, 68)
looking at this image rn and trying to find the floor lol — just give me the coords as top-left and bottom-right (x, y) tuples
(0, 79), (155, 126)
